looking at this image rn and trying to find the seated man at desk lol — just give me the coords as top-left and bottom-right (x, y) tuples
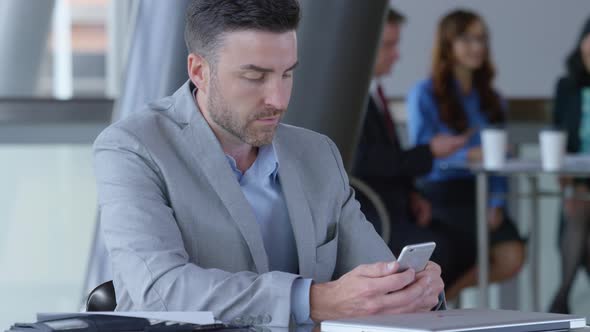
(93, 0), (444, 326)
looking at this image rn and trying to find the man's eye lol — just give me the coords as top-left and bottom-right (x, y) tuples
(283, 71), (293, 79)
(243, 72), (265, 81)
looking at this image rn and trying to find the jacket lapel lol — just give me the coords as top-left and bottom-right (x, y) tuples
(172, 81), (269, 273)
(369, 96), (401, 149)
(274, 128), (316, 278)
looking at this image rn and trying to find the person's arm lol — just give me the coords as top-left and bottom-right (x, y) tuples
(489, 175), (508, 209)
(326, 138), (396, 275)
(361, 143), (434, 178)
(407, 86), (470, 170)
(94, 126), (302, 327)
(353, 105), (433, 179)
(310, 138), (446, 320)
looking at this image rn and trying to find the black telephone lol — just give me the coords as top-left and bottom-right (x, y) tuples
(6, 315), (253, 332)
(7, 315), (150, 332)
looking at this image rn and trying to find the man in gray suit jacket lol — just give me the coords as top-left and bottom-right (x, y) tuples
(94, 0), (444, 327)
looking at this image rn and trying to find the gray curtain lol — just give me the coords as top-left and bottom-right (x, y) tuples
(83, 0), (190, 298)
(284, 0), (388, 171)
(0, 0), (54, 96)
(111, 0), (190, 120)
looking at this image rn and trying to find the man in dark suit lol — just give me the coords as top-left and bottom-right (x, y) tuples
(353, 8), (469, 267)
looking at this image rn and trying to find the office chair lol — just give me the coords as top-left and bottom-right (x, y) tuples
(349, 176), (391, 244)
(86, 280), (117, 312)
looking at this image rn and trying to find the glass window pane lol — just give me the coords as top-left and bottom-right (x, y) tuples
(0, 0), (110, 98)
(0, 144), (97, 328)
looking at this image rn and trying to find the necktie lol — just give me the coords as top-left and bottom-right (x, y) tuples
(377, 84), (398, 143)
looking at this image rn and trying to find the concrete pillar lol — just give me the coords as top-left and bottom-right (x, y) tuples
(284, 0), (389, 171)
(0, 0), (55, 96)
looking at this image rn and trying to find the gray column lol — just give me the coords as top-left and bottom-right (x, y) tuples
(0, 0), (55, 96)
(84, 0), (190, 297)
(283, 0), (388, 171)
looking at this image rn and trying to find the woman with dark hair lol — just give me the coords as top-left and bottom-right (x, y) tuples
(550, 17), (590, 314)
(406, 9), (525, 299)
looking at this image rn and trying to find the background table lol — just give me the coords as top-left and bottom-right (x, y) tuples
(451, 155), (590, 311)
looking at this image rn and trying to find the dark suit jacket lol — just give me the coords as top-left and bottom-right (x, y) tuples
(353, 96), (434, 224)
(554, 76), (584, 153)
(553, 76), (590, 187)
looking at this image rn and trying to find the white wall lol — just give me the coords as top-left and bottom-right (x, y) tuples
(384, 0), (590, 98)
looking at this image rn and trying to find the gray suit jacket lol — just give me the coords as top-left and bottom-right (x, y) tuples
(94, 80), (394, 326)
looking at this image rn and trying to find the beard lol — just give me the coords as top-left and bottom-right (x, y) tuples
(207, 77), (285, 147)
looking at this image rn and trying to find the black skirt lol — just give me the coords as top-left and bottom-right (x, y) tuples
(418, 178), (524, 286)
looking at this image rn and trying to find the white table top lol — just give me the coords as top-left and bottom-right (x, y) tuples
(446, 155), (590, 176)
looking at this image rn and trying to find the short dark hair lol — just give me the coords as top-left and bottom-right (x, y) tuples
(386, 8), (405, 25)
(184, 0), (301, 61)
(566, 16), (590, 86)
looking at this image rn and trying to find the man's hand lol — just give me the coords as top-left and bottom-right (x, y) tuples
(413, 262), (445, 311)
(309, 261), (444, 322)
(429, 131), (471, 158)
(410, 192), (432, 227)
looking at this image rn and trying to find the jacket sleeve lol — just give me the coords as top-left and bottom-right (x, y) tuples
(325, 137), (395, 278)
(355, 139), (434, 178)
(94, 125), (300, 327)
(354, 104), (434, 179)
(327, 137), (447, 310)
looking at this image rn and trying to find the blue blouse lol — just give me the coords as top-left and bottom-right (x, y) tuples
(406, 79), (507, 208)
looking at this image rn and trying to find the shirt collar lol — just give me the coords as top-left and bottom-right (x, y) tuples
(369, 79), (388, 113)
(369, 79), (379, 95)
(257, 143), (280, 181)
(192, 87), (280, 181)
(225, 144), (280, 182)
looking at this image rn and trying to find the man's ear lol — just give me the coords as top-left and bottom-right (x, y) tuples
(188, 53), (210, 94)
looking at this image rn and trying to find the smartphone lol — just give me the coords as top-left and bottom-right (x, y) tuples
(396, 242), (436, 273)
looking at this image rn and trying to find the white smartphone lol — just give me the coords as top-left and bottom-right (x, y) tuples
(396, 242), (436, 273)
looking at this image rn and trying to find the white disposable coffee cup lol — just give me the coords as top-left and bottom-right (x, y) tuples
(539, 130), (566, 171)
(481, 128), (507, 170)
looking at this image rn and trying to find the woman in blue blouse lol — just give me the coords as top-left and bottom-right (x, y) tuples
(406, 9), (525, 299)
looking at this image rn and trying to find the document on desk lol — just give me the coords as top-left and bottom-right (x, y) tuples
(37, 311), (215, 325)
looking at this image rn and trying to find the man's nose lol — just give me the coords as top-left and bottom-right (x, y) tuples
(264, 80), (290, 110)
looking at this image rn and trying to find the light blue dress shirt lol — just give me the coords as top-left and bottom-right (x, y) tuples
(225, 143), (312, 324)
(192, 87), (312, 323)
(406, 78), (507, 208)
